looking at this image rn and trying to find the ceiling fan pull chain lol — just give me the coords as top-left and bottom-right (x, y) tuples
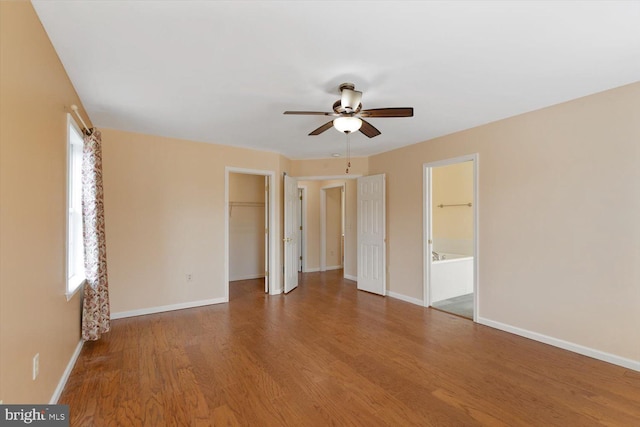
(346, 132), (351, 174)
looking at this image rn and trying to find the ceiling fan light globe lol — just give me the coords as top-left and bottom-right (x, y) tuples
(333, 117), (362, 133)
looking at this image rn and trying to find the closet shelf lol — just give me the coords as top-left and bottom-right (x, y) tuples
(229, 201), (265, 216)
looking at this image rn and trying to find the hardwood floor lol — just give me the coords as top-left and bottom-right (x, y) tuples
(60, 270), (640, 426)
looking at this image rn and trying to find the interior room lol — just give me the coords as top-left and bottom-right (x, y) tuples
(1, 1), (639, 424)
(229, 173), (266, 283)
(429, 161), (475, 319)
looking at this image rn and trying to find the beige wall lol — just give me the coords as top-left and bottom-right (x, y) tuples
(229, 173), (265, 281)
(432, 161), (474, 255)
(0, 2), (89, 403)
(291, 156), (368, 177)
(343, 179), (357, 280)
(101, 129), (286, 313)
(370, 82), (640, 361)
(299, 180), (321, 271)
(325, 187), (342, 268)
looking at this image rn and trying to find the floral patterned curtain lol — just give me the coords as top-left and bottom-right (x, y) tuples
(81, 129), (110, 341)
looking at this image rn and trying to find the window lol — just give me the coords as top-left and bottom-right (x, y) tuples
(67, 115), (85, 298)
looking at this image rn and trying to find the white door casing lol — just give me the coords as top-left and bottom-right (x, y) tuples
(423, 154), (479, 322)
(357, 174), (386, 296)
(284, 175), (299, 293)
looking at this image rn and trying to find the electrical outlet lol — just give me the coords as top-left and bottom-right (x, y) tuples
(186, 273), (192, 282)
(33, 353), (39, 380)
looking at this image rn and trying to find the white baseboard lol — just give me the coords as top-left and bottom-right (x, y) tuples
(229, 274), (265, 281)
(50, 339), (83, 404)
(478, 317), (640, 372)
(303, 267), (320, 273)
(386, 291), (424, 307)
(325, 265), (343, 271)
(111, 298), (227, 320)
(344, 274), (357, 282)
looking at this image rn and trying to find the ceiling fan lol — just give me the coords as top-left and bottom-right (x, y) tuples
(284, 83), (413, 138)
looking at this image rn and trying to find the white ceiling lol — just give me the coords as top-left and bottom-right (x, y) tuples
(32, 1), (640, 159)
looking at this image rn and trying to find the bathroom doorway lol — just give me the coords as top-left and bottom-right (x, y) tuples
(423, 155), (478, 320)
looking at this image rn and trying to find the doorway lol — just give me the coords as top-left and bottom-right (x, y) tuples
(295, 179), (356, 280)
(423, 155), (478, 320)
(291, 174), (385, 295)
(224, 167), (276, 301)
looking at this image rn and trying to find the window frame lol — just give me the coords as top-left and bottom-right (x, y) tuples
(66, 114), (85, 300)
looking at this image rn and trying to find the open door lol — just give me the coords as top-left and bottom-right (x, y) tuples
(264, 176), (270, 293)
(284, 174), (299, 293)
(298, 188), (304, 272)
(357, 174), (386, 295)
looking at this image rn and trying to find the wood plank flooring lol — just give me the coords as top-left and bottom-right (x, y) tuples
(60, 270), (640, 426)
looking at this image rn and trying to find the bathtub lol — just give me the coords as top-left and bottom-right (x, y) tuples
(431, 253), (474, 303)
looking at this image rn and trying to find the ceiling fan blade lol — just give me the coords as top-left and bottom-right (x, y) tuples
(359, 119), (381, 138)
(360, 107), (414, 118)
(284, 111), (339, 116)
(309, 121), (334, 136)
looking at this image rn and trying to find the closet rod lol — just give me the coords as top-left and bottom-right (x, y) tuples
(437, 203), (472, 208)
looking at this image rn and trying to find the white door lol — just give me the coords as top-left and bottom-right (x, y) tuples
(357, 174), (386, 295)
(298, 188), (304, 272)
(264, 176), (270, 293)
(284, 175), (299, 293)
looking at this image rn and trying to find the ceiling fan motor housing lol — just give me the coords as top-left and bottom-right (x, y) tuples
(339, 82), (355, 91)
(339, 83), (362, 113)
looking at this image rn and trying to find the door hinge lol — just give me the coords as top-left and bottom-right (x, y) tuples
(299, 256), (303, 260)
(299, 195), (302, 201)
(299, 225), (302, 230)
(265, 228), (269, 234)
(265, 271), (269, 277)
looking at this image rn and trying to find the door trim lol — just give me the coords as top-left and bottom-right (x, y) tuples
(225, 167), (278, 300)
(423, 154), (479, 321)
